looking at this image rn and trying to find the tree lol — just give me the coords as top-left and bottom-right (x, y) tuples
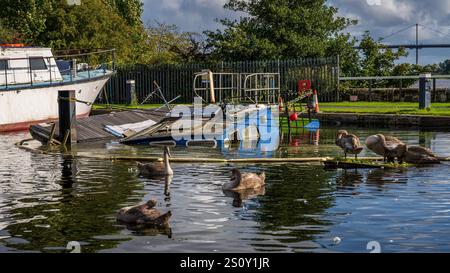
(438, 60), (450, 74)
(205, 0), (357, 61)
(145, 22), (208, 64)
(0, 0), (50, 44)
(107, 0), (143, 27)
(0, 21), (19, 43)
(0, 0), (150, 64)
(359, 31), (408, 77)
(356, 31), (409, 87)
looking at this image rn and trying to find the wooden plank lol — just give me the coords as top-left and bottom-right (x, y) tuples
(30, 108), (169, 143)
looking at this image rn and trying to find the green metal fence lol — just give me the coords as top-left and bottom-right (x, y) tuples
(101, 57), (339, 104)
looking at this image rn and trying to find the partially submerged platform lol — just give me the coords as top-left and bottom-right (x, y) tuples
(323, 159), (416, 170)
(30, 108), (169, 143)
(304, 112), (450, 129)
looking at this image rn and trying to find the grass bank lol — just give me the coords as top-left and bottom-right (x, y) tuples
(94, 102), (450, 116)
(319, 102), (450, 116)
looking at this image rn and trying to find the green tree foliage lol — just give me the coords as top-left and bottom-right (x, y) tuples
(0, 0), (149, 64)
(0, 21), (19, 43)
(146, 22), (208, 64)
(107, 0), (143, 27)
(351, 32), (441, 88)
(358, 31), (408, 78)
(205, 0), (357, 61)
(0, 0), (205, 64)
(438, 60), (450, 74)
(0, 0), (49, 43)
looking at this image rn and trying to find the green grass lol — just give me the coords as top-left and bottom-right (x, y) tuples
(333, 156), (413, 168)
(93, 103), (190, 110)
(318, 102), (450, 116)
(94, 102), (450, 116)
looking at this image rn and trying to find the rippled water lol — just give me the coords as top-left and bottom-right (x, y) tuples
(1, 128), (450, 253)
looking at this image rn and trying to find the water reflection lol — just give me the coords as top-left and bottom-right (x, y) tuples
(164, 175), (172, 198)
(60, 157), (77, 188)
(335, 169), (364, 186)
(1, 129), (450, 252)
(1, 145), (144, 252)
(254, 165), (334, 249)
(366, 169), (408, 185)
(222, 187), (266, 208)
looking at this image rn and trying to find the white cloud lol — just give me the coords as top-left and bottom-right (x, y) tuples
(141, 0), (450, 64)
(141, 0), (234, 32)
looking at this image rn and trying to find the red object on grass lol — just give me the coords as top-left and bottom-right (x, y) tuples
(289, 112), (298, 121)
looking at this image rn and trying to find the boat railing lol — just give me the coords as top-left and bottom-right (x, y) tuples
(243, 73), (280, 104)
(193, 70), (280, 105)
(0, 48), (116, 89)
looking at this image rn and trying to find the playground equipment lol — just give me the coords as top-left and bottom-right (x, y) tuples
(281, 79), (321, 133)
(193, 70), (280, 105)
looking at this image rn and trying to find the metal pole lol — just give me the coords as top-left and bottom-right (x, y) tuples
(336, 55), (340, 102)
(4, 63), (8, 89)
(48, 57), (52, 84)
(71, 59), (77, 79)
(399, 78), (403, 100)
(416, 23), (419, 65)
(112, 49), (116, 71)
(433, 78), (436, 102)
(29, 59), (33, 86)
(208, 70), (215, 103)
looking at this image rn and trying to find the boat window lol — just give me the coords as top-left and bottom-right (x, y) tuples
(0, 59), (8, 70)
(29, 57), (47, 70)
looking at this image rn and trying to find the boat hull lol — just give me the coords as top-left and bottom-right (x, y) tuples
(0, 76), (110, 132)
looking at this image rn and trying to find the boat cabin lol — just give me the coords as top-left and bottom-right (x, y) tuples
(0, 46), (63, 86)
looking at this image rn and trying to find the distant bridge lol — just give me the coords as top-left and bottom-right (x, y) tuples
(354, 44), (450, 50)
(354, 24), (450, 64)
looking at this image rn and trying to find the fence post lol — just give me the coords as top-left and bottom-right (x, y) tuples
(58, 90), (77, 149)
(126, 79), (137, 105)
(433, 78), (436, 102)
(419, 73), (431, 109)
(336, 55), (340, 102)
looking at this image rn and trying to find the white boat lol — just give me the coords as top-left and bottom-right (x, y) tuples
(0, 45), (115, 131)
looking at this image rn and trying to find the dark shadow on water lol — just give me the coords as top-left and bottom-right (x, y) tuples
(3, 156), (148, 253)
(60, 156), (77, 189)
(336, 169), (364, 186)
(250, 164), (335, 247)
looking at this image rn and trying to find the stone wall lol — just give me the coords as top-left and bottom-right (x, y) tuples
(344, 88), (450, 102)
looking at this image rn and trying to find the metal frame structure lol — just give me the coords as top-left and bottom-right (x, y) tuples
(193, 70), (281, 105)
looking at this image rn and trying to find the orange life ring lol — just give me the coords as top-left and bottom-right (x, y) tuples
(0, 44), (25, 47)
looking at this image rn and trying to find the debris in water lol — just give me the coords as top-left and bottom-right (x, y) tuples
(333, 236), (342, 245)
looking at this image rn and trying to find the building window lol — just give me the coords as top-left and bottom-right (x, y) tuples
(29, 57), (47, 70)
(0, 59), (8, 70)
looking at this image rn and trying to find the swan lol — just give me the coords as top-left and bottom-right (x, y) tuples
(222, 169), (265, 191)
(365, 134), (407, 163)
(117, 199), (172, 227)
(404, 146), (440, 164)
(335, 130), (364, 159)
(137, 146), (173, 176)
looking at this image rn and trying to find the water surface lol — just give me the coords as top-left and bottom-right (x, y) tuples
(0, 128), (449, 253)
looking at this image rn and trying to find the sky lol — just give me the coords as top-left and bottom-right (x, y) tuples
(141, 0), (450, 65)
